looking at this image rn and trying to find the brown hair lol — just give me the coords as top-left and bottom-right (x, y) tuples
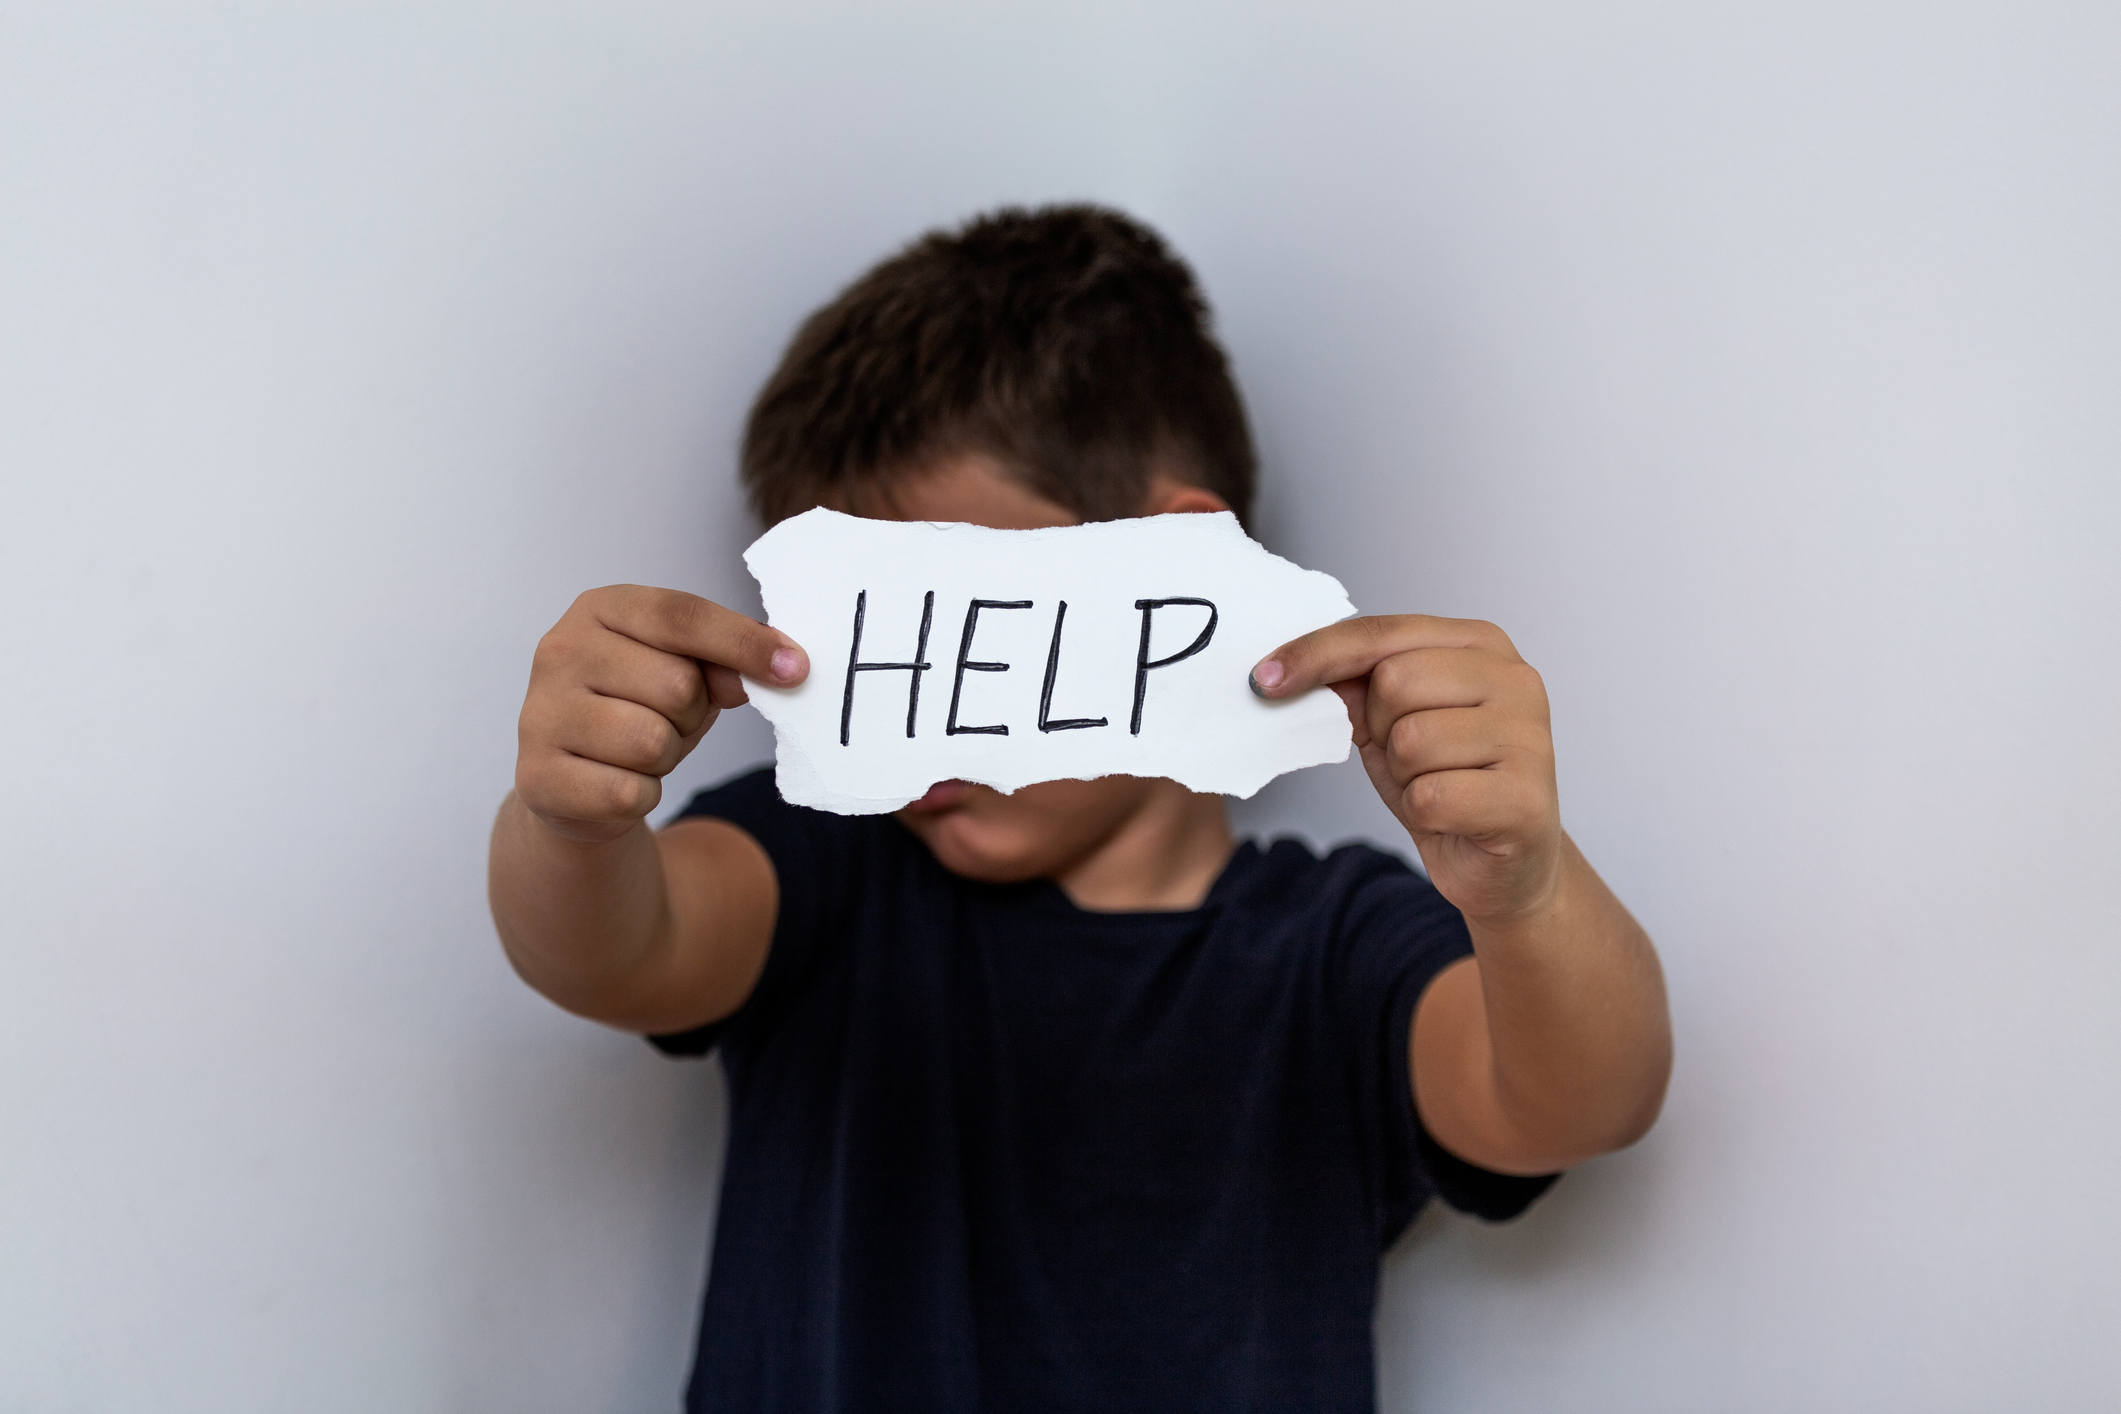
(740, 204), (1258, 529)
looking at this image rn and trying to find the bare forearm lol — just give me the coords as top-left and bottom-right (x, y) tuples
(1463, 834), (1671, 1164)
(488, 789), (677, 1020)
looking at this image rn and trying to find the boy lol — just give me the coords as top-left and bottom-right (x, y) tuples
(489, 206), (1670, 1413)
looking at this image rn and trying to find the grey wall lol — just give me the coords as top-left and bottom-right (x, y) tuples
(4, 3), (2116, 1410)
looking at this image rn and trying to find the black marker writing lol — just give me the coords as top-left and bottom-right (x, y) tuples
(946, 599), (1033, 736)
(839, 589), (935, 745)
(1037, 600), (1109, 733)
(1130, 598), (1218, 736)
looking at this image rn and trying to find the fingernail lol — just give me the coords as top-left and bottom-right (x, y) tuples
(769, 648), (802, 684)
(1249, 659), (1284, 696)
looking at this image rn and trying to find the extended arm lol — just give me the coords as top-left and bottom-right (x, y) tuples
(488, 585), (806, 1034)
(1254, 615), (1671, 1176)
(1411, 842), (1667, 1175)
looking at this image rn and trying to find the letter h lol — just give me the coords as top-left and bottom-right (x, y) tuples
(840, 590), (935, 745)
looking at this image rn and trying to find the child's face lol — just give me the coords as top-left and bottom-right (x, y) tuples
(852, 454), (1207, 885)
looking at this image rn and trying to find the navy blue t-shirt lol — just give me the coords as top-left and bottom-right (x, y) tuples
(651, 767), (1555, 1413)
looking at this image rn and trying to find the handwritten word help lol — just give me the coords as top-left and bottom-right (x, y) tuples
(742, 509), (1356, 815)
(838, 592), (1217, 744)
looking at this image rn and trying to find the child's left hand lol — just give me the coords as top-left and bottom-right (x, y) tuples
(1250, 616), (1562, 928)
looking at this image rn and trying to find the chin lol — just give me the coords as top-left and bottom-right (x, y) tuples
(896, 777), (1152, 883)
(903, 809), (1051, 883)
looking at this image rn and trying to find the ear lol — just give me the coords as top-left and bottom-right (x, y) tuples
(1141, 476), (1230, 517)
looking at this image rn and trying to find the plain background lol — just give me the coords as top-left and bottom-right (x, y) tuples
(4, 2), (2117, 1409)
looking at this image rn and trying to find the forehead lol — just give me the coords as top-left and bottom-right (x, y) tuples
(848, 453), (1080, 531)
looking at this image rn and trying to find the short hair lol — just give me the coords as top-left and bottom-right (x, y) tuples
(740, 204), (1258, 529)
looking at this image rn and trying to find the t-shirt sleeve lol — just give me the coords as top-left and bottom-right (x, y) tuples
(1328, 846), (1560, 1230)
(644, 765), (861, 1059)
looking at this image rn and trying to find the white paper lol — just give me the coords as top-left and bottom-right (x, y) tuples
(741, 508), (1357, 814)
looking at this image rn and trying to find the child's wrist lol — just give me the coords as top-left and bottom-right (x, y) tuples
(1455, 844), (1572, 945)
(515, 791), (645, 850)
(1462, 889), (1567, 950)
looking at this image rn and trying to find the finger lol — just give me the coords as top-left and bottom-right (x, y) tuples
(517, 749), (663, 825)
(1252, 615), (1516, 699)
(584, 586), (807, 687)
(1365, 647), (1527, 721)
(1330, 680), (1371, 747)
(702, 663), (749, 711)
(1378, 706), (1517, 785)
(551, 693), (688, 777)
(1397, 767), (1537, 842)
(576, 634), (715, 736)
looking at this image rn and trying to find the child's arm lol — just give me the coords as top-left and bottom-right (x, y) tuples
(1252, 616), (1671, 1176)
(487, 586), (809, 1034)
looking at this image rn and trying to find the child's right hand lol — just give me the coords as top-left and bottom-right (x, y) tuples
(514, 586), (808, 844)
